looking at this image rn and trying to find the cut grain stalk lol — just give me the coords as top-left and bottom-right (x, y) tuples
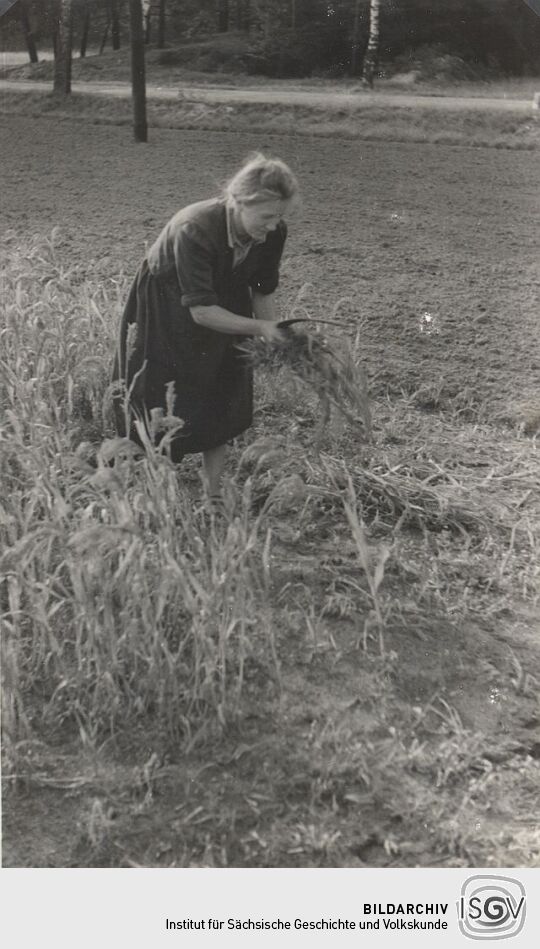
(241, 325), (372, 442)
(342, 474), (391, 653)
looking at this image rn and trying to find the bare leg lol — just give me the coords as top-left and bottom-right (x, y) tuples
(202, 444), (227, 497)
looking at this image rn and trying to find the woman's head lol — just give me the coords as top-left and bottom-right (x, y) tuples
(225, 152), (299, 206)
(224, 153), (299, 241)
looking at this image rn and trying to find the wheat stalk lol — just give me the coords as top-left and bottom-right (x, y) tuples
(241, 326), (372, 441)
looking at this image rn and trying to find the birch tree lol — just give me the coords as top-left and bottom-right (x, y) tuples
(362, 0), (380, 89)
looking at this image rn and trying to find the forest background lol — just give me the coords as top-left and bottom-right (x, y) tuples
(1, 0), (539, 81)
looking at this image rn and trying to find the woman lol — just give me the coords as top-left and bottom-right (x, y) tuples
(113, 153), (298, 497)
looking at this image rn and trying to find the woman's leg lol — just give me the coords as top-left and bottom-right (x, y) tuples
(202, 444), (227, 497)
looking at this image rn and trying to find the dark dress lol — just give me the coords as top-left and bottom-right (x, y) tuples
(112, 198), (287, 459)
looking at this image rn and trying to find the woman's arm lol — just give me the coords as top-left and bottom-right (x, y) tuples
(252, 290), (278, 323)
(191, 304), (285, 343)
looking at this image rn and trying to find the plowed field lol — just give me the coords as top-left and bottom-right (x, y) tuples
(2, 115), (539, 868)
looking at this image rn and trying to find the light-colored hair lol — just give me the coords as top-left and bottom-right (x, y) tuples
(224, 152), (299, 206)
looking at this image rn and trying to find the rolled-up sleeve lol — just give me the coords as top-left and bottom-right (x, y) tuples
(172, 222), (219, 308)
(249, 221), (287, 296)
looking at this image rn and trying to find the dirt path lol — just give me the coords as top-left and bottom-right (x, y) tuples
(0, 77), (536, 112)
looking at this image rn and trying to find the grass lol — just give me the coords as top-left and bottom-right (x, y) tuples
(2, 229), (539, 867)
(2, 43), (539, 97)
(1, 36), (538, 152)
(1, 252), (278, 756)
(0, 87), (538, 151)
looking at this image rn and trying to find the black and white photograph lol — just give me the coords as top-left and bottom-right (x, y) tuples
(1, 0), (539, 886)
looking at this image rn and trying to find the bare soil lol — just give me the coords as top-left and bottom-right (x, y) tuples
(1, 115), (539, 868)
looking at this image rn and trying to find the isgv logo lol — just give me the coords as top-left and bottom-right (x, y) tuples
(458, 875), (526, 940)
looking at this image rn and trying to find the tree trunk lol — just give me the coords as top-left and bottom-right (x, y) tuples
(350, 0), (361, 76)
(111, 0), (121, 51)
(53, 0), (73, 95)
(99, 17), (110, 54)
(18, 0), (39, 64)
(362, 0), (380, 89)
(144, 4), (151, 44)
(290, 0), (296, 31)
(157, 0), (166, 48)
(52, 0), (58, 60)
(80, 5), (90, 59)
(65, 1), (73, 89)
(217, 0), (229, 33)
(129, 0), (148, 142)
(236, 0), (250, 31)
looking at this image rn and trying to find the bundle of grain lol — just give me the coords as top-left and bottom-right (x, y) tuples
(241, 325), (372, 441)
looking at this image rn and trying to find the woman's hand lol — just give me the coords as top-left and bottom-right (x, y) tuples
(258, 321), (288, 344)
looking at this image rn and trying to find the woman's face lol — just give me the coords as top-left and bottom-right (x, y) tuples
(236, 198), (289, 242)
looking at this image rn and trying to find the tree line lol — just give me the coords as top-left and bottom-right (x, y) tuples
(0, 1), (148, 137)
(1, 1), (538, 144)
(3, 1), (539, 79)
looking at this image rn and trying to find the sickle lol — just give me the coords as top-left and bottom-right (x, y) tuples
(277, 318), (355, 329)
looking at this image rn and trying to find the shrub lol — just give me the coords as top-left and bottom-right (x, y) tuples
(244, 26), (349, 79)
(389, 44), (496, 83)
